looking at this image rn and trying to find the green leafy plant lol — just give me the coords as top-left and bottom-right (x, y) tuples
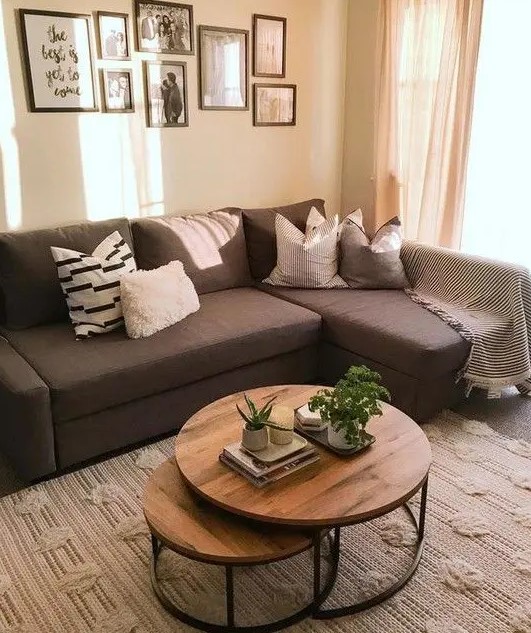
(308, 365), (391, 447)
(236, 395), (285, 431)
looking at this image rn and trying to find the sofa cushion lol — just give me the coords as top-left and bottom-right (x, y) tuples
(51, 231), (137, 340)
(241, 199), (326, 281)
(2, 288), (321, 422)
(264, 210), (347, 288)
(131, 209), (252, 295)
(257, 285), (470, 379)
(0, 218), (133, 329)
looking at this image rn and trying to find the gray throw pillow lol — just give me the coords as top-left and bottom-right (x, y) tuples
(339, 210), (409, 289)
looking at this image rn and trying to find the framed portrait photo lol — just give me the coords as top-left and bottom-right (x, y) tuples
(254, 84), (296, 127)
(100, 69), (134, 113)
(198, 25), (248, 111)
(144, 61), (188, 128)
(253, 14), (286, 78)
(135, 1), (193, 55)
(97, 12), (131, 60)
(19, 9), (98, 112)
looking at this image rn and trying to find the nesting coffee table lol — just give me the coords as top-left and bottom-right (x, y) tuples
(143, 385), (432, 632)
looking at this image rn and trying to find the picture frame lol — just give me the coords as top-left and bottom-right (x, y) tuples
(134, 1), (194, 55)
(100, 69), (135, 113)
(96, 12), (131, 60)
(253, 14), (286, 78)
(253, 83), (297, 127)
(19, 9), (98, 113)
(144, 61), (188, 128)
(198, 25), (248, 111)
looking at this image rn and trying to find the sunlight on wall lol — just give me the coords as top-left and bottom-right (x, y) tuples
(139, 126), (166, 217)
(77, 115), (142, 221)
(0, 2), (22, 230)
(78, 49), (165, 221)
(462, 0), (531, 270)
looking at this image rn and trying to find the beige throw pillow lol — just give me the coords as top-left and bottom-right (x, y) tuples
(263, 208), (347, 288)
(120, 261), (200, 339)
(339, 209), (409, 289)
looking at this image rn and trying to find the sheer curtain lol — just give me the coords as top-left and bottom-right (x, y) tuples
(374, 0), (484, 247)
(461, 0), (531, 270)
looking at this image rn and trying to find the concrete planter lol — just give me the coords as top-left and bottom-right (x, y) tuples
(242, 427), (268, 452)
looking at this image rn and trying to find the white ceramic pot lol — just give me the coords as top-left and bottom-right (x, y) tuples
(327, 424), (353, 450)
(242, 427), (268, 452)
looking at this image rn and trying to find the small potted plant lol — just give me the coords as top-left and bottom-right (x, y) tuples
(308, 365), (391, 451)
(236, 394), (284, 451)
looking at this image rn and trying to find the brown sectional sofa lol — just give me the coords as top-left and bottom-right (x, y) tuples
(0, 200), (470, 480)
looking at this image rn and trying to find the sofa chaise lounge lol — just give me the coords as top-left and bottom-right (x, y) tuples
(0, 200), (470, 480)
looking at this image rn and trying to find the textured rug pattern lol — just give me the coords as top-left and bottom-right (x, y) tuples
(0, 411), (530, 633)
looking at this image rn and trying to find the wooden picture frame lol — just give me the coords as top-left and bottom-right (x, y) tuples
(253, 14), (286, 78)
(19, 9), (98, 112)
(253, 83), (297, 127)
(134, 1), (194, 55)
(198, 25), (249, 111)
(96, 11), (131, 60)
(144, 60), (188, 128)
(100, 69), (135, 113)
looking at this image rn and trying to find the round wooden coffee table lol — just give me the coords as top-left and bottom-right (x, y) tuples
(144, 459), (323, 632)
(149, 385), (431, 630)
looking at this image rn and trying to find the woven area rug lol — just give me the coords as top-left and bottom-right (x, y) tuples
(1, 411), (530, 633)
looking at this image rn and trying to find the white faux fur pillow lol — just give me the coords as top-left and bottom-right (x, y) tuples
(120, 261), (200, 339)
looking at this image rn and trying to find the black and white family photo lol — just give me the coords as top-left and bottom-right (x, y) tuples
(145, 61), (187, 127)
(101, 70), (134, 113)
(135, 1), (193, 54)
(97, 12), (130, 60)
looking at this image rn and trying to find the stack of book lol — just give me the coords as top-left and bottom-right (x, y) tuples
(219, 438), (319, 488)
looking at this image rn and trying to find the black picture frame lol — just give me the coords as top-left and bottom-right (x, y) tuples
(253, 83), (297, 127)
(198, 25), (249, 111)
(100, 68), (135, 113)
(144, 60), (189, 128)
(253, 14), (287, 78)
(19, 9), (98, 113)
(134, 1), (194, 55)
(96, 11), (131, 61)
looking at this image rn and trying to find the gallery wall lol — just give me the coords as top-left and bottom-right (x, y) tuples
(0, 0), (348, 232)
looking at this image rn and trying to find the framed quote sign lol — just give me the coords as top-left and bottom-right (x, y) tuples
(19, 9), (98, 112)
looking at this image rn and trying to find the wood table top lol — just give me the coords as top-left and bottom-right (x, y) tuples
(143, 458), (312, 565)
(175, 385), (432, 527)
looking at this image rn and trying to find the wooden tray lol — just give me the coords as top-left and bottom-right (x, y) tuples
(241, 434), (308, 462)
(295, 423), (375, 456)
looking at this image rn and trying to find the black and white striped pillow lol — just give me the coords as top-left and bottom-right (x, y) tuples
(263, 208), (347, 288)
(51, 231), (137, 340)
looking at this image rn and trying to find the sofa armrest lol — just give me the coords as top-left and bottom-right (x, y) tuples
(401, 240), (528, 295)
(0, 336), (56, 480)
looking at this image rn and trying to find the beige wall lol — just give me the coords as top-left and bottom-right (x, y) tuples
(341, 0), (379, 228)
(0, 0), (347, 232)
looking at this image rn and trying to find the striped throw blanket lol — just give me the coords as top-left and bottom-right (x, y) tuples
(401, 241), (531, 397)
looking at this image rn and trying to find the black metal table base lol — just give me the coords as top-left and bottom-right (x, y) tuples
(150, 477), (428, 631)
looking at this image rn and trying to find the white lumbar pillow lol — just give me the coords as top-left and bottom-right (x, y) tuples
(120, 261), (200, 339)
(263, 207), (348, 288)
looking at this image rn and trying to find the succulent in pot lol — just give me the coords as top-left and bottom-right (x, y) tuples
(308, 365), (391, 450)
(237, 394), (286, 452)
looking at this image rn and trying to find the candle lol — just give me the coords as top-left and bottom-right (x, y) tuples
(269, 405), (295, 445)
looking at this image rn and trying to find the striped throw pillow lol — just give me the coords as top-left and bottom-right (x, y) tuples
(264, 208), (348, 288)
(51, 231), (137, 340)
